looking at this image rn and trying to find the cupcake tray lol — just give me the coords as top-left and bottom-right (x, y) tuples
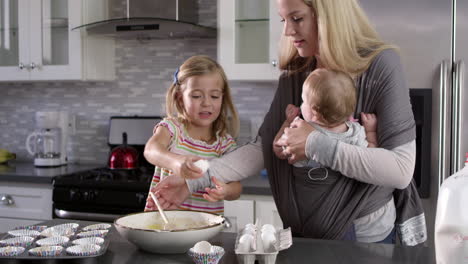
(0, 223), (112, 259)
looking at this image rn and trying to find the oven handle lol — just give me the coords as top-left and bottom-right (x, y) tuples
(55, 209), (123, 222)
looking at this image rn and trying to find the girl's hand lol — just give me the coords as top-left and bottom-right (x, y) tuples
(145, 186), (158, 211)
(203, 177), (228, 202)
(174, 155), (204, 179)
(150, 176), (190, 209)
(277, 117), (315, 164)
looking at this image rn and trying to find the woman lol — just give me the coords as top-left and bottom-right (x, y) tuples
(153, 0), (426, 245)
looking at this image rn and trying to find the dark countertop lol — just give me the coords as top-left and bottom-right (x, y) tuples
(0, 162), (273, 195)
(0, 162), (102, 184)
(2, 219), (435, 264)
(240, 171), (272, 196)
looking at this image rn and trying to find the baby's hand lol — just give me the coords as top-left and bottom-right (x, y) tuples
(285, 104), (300, 123)
(203, 177), (228, 202)
(361, 112), (377, 132)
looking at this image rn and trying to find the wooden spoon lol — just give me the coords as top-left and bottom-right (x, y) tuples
(149, 192), (169, 225)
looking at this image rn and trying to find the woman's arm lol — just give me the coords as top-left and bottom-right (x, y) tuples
(306, 130), (415, 189)
(186, 137), (264, 192)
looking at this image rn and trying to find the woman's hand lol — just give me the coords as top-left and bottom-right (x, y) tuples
(277, 118), (315, 164)
(273, 104), (300, 159)
(173, 155), (204, 179)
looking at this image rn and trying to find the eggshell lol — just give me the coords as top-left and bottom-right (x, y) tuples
(261, 224), (276, 235)
(194, 160), (209, 174)
(238, 233), (254, 252)
(261, 232), (277, 252)
(193, 241), (212, 254)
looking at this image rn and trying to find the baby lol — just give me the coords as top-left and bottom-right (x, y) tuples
(274, 68), (377, 167)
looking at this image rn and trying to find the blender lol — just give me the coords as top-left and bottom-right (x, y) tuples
(26, 111), (69, 167)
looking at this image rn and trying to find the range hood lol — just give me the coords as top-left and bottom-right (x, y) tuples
(73, 0), (216, 39)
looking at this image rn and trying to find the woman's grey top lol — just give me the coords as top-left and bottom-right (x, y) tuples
(187, 49), (426, 245)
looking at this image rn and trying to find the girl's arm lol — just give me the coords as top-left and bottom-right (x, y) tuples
(144, 126), (202, 179)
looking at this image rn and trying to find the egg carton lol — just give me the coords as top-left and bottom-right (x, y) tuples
(0, 222), (112, 260)
(235, 225), (292, 264)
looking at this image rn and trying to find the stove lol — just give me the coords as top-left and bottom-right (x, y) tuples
(52, 116), (162, 222)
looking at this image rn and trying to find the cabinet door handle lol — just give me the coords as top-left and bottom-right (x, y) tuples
(28, 62), (36, 70)
(271, 60), (278, 67)
(1, 195), (14, 206)
(19, 63), (25, 70)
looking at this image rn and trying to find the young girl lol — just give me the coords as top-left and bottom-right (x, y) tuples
(144, 55), (241, 214)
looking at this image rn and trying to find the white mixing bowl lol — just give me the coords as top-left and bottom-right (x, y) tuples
(114, 211), (226, 254)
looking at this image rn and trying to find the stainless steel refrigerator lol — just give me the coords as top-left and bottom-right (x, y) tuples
(360, 0), (468, 243)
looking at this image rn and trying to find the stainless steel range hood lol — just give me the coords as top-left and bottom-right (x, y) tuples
(73, 0), (216, 39)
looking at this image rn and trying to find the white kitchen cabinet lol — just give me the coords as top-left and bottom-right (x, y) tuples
(224, 194), (283, 233)
(217, 0), (282, 80)
(0, 182), (52, 233)
(244, 194), (283, 229)
(0, 0), (114, 81)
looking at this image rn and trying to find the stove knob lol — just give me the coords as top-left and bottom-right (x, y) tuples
(83, 190), (89, 200)
(136, 193), (146, 205)
(70, 189), (82, 201)
(87, 190), (97, 201)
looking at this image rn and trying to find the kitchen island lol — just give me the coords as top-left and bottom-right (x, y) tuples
(1, 219), (435, 264)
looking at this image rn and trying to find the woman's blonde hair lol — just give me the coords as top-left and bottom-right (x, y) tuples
(304, 69), (356, 126)
(278, 0), (396, 76)
(165, 55), (239, 138)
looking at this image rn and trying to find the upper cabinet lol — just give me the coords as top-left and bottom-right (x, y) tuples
(218, 0), (282, 81)
(0, 0), (115, 81)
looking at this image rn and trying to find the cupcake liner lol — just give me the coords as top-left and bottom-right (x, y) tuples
(40, 227), (74, 238)
(7, 229), (41, 238)
(13, 225), (48, 232)
(52, 223), (79, 232)
(28, 246), (63, 257)
(36, 236), (70, 247)
(76, 230), (108, 238)
(0, 236), (34, 248)
(72, 237), (105, 246)
(188, 246), (225, 264)
(66, 244), (101, 256)
(82, 223), (111, 231)
(0, 246), (25, 257)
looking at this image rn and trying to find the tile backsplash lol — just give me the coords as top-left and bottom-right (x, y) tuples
(0, 0), (276, 164)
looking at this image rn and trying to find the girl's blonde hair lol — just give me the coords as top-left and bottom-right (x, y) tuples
(278, 0), (396, 76)
(304, 69), (356, 126)
(165, 55), (240, 138)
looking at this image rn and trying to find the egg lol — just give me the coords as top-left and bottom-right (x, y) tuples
(261, 232), (277, 252)
(238, 233), (255, 252)
(193, 241), (212, 254)
(261, 224), (276, 235)
(194, 160), (209, 174)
